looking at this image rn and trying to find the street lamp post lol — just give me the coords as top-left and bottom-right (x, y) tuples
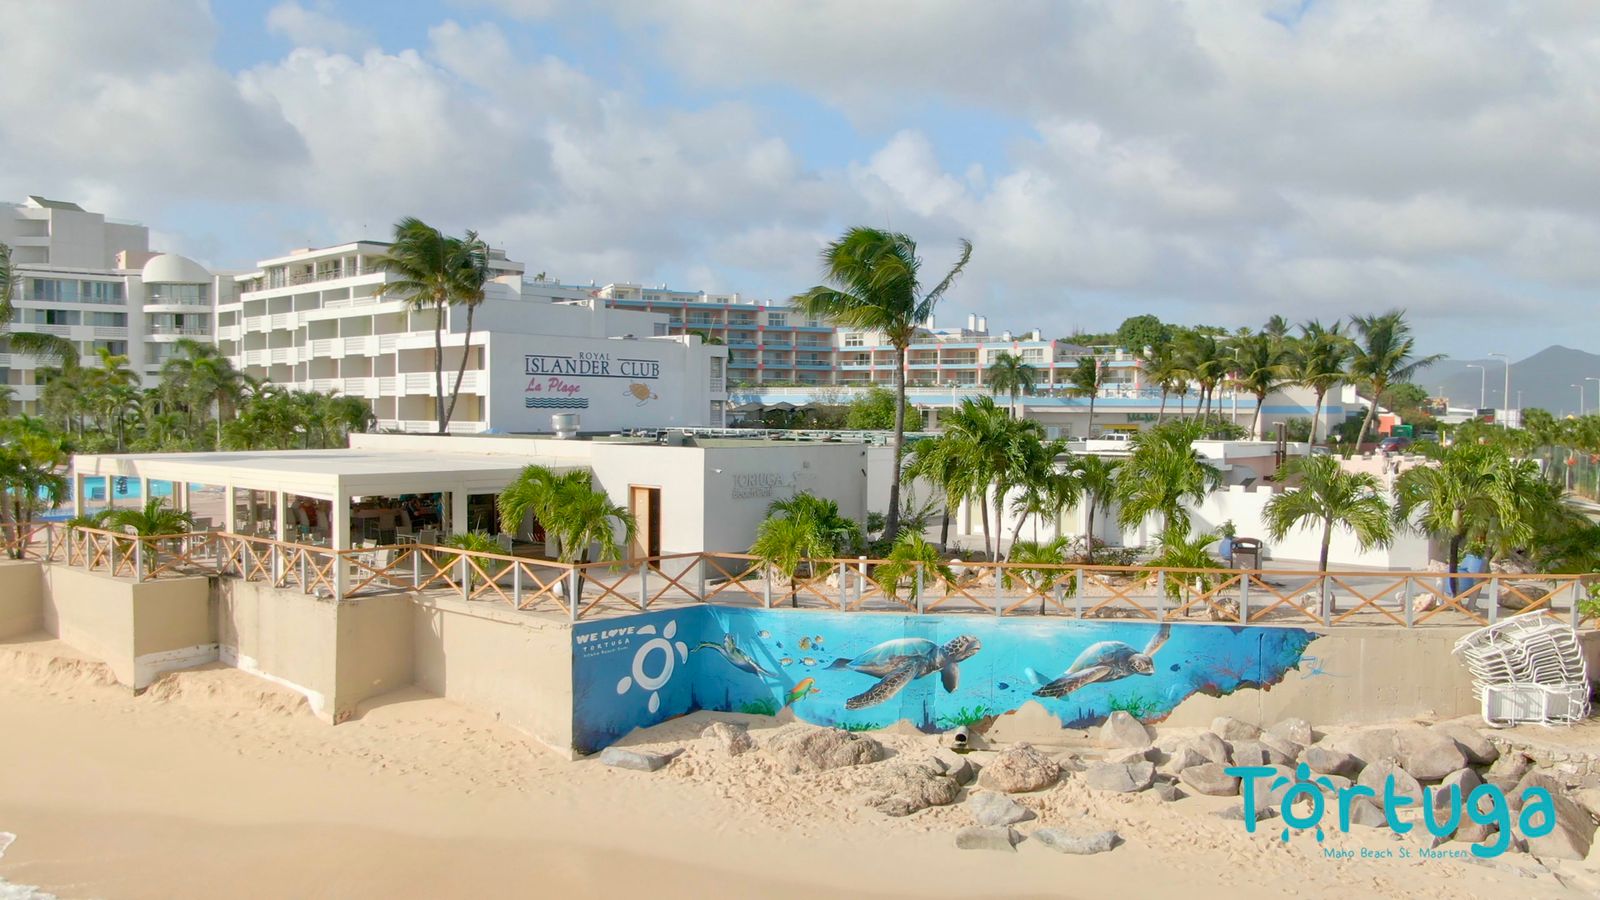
(1573, 384), (1585, 417)
(1466, 364), (1486, 410)
(1488, 352), (1510, 426)
(1587, 378), (1600, 417)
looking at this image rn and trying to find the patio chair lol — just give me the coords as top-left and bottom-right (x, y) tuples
(496, 533), (515, 553)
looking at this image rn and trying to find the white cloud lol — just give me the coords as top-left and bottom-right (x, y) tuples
(265, 1), (371, 53)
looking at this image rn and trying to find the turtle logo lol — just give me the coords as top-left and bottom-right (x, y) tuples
(614, 619), (689, 714)
(1267, 763), (1336, 843)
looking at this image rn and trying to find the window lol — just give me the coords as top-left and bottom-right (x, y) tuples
(844, 332), (864, 347)
(87, 311), (127, 327)
(81, 281), (125, 304)
(24, 308), (79, 326)
(766, 312), (787, 328)
(28, 278), (77, 303)
(147, 283), (208, 305)
(1022, 348), (1045, 362)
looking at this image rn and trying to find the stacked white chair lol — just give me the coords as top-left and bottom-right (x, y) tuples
(1452, 615), (1591, 727)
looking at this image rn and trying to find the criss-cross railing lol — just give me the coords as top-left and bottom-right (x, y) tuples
(2, 521), (1593, 628)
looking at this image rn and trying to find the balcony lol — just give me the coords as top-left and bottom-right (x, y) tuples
(401, 370), (484, 394)
(146, 325), (210, 337)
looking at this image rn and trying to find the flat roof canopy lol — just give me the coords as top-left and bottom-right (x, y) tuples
(73, 449), (580, 502)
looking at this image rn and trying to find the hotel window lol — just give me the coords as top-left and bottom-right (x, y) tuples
(844, 332), (864, 347)
(81, 281), (125, 304)
(24, 308), (79, 326)
(1022, 348), (1045, 362)
(766, 312), (787, 327)
(28, 278), (79, 303)
(86, 311), (127, 327)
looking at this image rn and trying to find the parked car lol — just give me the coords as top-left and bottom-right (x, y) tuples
(1377, 436), (1412, 455)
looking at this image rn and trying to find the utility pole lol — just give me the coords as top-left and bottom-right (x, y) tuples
(1488, 352), (1510, 426)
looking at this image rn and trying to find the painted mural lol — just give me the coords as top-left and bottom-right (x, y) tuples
(571, 607), (1321, 754)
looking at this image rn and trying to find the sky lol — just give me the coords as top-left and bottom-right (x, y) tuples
(3, 0), (1598, 359)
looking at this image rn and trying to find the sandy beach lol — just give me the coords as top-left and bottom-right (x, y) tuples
(0, 635), (1589, 900)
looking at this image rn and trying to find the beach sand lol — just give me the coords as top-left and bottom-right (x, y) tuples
(0, 636), (1589, 900)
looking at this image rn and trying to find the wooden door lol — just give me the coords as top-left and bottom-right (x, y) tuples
(629, 486), (661, 560)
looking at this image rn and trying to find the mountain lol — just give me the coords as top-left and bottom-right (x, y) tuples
(1429, 346), (1600, 416)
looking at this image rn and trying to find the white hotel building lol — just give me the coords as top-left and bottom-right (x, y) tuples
(221, 244), (729, 433)
(0, 197), (236, 409)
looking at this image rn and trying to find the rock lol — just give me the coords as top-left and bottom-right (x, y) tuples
(1228, 740), (1283, 768)
(1357, 758), (1423, 804)
(1152, 781), (1184, 802)
(1211, 716), (1262, 742)
(1105, 747), (1153, 765)
(954, 825), (1021, 852)
(1034, 829), (1120, 855)
(1300, 746), (1362, 779)
(1508, 771), (1566, 812)
(1158, 743), (1209, 776)
(1257, 764), (1297, 807)
(1435, 768), (1485, 813)
(1259, 732), (1305, 764)
(1571, 787), (1600, 822)
(1267, 717), (1315, 746)
(863, 762), (961, 817)
(1084, 761), (1155, 793)
(977, 743), (1060, 793)
(598, 746), (673, 772)
(1216, 804), (1278, 823)
(1099, 711), (1153, 749)
(1486, 751), (1534, 792)
(1452, 819), (1495, 846)
(766, 726), (884, 774)
(967, 791), (1036, 827)
(701, 721), (755, 757)
(1190, 731), (1231, 765)
(1347, 798), (1389, 828)
(1395, 726), (1469, 781)
(1517, 779), (1596, 861)
(1323, 727), (1402, 767)
(1429, 722), (1499, 766)
(1180, 763), (1240, 796)
(1317, 774), (1353, 797)
(928, 749), (975, 785)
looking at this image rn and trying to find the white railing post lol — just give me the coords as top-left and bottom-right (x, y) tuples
(693, 557), (705, 603)
(1571, 581), (1583, 631)
(299, 550), (307, 589)
(412, 546), (422, 588)
(1322, 578), (1332, 627)
(461, 554), (470, 601)
(1156, 570), (1166, 618)
(1075, 567), (1086, 618)
(1404, 578), (1415, 628)
(44, 525), (53, 561)
(1238, 572), (1250, 623)
(133, 539), (145, 583)
(993, 565), (1003, 617)
(638, 561), (649, 608)
(513, 561), (523, 606)
(1487, 577), (1499, 625)
(915, 562), (925, 615)
(763, 566), (773, 609)
(567, 567), (581, 622)
(857, 556), (867, 611)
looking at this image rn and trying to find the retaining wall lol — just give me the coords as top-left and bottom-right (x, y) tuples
(39, 565), (215, 689)
(0, 560), (43, 639)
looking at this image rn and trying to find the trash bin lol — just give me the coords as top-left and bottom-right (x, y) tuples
(1230, 537), (1262, 570)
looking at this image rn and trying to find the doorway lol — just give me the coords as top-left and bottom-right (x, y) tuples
(629, 486), (661, 560)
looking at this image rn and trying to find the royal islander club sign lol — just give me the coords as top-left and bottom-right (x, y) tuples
(524, 351), (662, 410)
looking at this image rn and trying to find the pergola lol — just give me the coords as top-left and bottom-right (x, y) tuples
(70, 447), (578, 555)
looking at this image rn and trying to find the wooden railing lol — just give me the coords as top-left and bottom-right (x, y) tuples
(2, 522), (1594, 629)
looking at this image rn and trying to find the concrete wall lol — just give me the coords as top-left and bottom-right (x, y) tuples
(40, 566), (214, 689)
(0, 560), (43, 638)
(412, 594), (574, 755)
(217, 578), (414, 724)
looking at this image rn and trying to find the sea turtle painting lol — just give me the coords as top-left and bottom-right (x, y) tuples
(693, 634), (775, 679)
(623, 383), (658, 405)
(1031, 623), (1171, 698)
(829, 635), (980, 710)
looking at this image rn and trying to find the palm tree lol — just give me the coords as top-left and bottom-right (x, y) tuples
(497, 464), (594, 549)
(1348, 310), (1442, 449)
(1066, 356), (1101, 437)
(1229, 332), (1290, 439)
(1006, 536), (1074, 614)
(543, 482), (636, 581)
(1142, 344), (1183, 423)
(1293, 320), (1351, 455)
(110, 496), (197, 536)
(985, 352), (1036, 417)
(1177, 331), (1230, 419)
(749, 514), (834, 604)
(794, 227), (972, 540)
(1394, 443), (1541, 589)
(871, 530), (956, 604)
(442, 229), (491, 428)
(766, 491), (863, 556)
(1115, 420), (1222, 541)
(1146, 529), (1225, 606)
(371, 218), (490, 434)
(902, 430), (978, 550)
(0, 415), (70, 557)
(1264, 456), (1393, 604)
(1069, 454), (1120, 563)
(939, 396), (1038, 561)
(1006, 440), (1076, 552)
(1263, 315), (1290, 340)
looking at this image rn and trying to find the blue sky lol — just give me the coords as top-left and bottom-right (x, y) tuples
(3, 0), (1598, 359)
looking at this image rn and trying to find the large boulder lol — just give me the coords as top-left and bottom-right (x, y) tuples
(1428, 722), (1498, 766)
(1211, 716), (1262, 742)
(1267, 717), (1315, 746)
(1229, 740), (1293, 768)
(1322, 727), (1402, 768)
(1572, 787), (1600, 823)
(1300, 746), (1361, 778)
(1485, 751), (1533, 792)
(701, 721), (755, 757)
(1152, 781), (1184, 802)
(1259, 732), (1305, 764)
(1034, 829), (1120, 855)
(1513, 774), (1596, 861)
(1395, 726), (1469, 782)
(863, 762), (961, 817)
(1357, 758), (1423, 805)
(928, 749), (975, 785)
(766, 727), (884, 774)
(598, 747), (674, 772)
(1435, 768), (1485, 814)
(1105, 747), (1154, 765)
(1189, 731), (1231, 765)
(967, 791), (1036, 827)
(1084, 761), (1156, 793)
(977, 742), (1060, 793)
(1099, 711), (1154, 749)
(1181, 763), (1240, 797)
(955, 826), (1021, 852)
(1159, 743), (1209, 776)
(1347, 798), (1389, 828)
(1508, 771), (1565, 812)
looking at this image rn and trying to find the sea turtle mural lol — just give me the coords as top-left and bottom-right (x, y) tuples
(693, 634), (775, 679)
(829, 635), (981, 709)
(1031, 623), (1171, 698)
